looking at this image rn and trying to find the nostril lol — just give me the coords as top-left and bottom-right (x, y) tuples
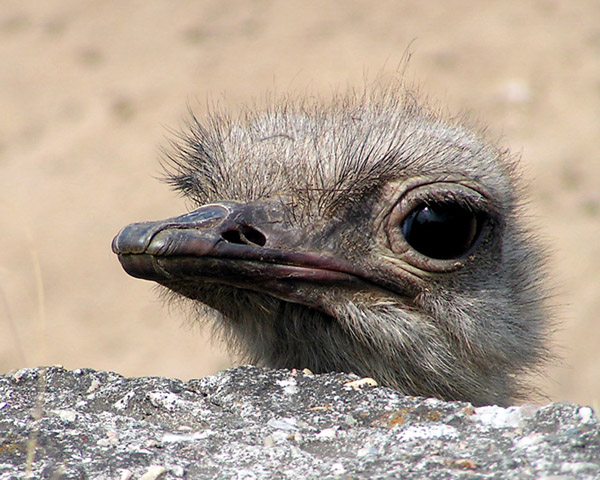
(221, 229), (244, 244)
(241, 225), (267, 246)
(221, 225), (267, 247)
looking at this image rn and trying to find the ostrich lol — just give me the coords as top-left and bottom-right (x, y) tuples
(112, 86), (549, 407)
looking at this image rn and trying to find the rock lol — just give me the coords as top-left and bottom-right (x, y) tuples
(0, 366), (598, 479)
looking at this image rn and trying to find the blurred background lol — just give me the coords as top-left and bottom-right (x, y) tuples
(1, 1), (598, 407)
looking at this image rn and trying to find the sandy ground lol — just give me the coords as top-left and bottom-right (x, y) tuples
(1, 1), (598, 407)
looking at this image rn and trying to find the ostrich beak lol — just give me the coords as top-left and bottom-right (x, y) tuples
(112, 202), (364, 309)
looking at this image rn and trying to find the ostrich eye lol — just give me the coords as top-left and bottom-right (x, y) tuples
(401, 202), (481, 260)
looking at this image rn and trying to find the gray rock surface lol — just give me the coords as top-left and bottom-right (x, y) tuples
(0, 366), (598, 479)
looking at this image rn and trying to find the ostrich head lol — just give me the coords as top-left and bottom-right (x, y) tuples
(112, 87), (549, 406)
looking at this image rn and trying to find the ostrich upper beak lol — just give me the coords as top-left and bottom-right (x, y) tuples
(112, 202), (367, 309)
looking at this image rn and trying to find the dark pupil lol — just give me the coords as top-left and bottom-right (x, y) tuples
(401, 203), (480, 260)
